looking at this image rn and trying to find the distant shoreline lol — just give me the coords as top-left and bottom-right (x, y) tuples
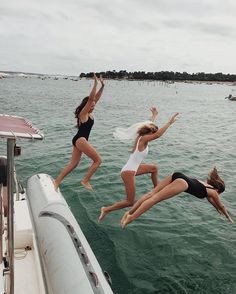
(1, 70), (236, 84)
(80, 70), (236, 83)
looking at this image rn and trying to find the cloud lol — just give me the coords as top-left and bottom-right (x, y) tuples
(0, 0), (235, 74)
(161, 19), (236, 39)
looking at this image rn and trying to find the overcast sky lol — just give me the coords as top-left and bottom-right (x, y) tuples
(0, 0), (235, 75)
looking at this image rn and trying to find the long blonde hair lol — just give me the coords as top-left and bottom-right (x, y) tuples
(131, 123), (158, 152)
(207, 167), (225, 193)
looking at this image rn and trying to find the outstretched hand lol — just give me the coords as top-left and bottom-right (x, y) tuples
(150, 107), (158, 117)
(169, 112), (179, 125)
(228, 216), (234, 224)
(99, 75), (105, 87)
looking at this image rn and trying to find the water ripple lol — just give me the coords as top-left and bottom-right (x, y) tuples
(1, 78), (236, 294)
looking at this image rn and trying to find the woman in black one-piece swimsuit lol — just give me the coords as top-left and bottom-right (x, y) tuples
(54, 74), (105, 191)
(121, 167), (233, 227)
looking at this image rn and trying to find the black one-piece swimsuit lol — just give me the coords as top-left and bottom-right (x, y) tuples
(72, 116), (94, 146)
(172, 172), (215, 199)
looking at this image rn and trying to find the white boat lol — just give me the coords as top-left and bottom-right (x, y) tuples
(225, 94), (236, 101)
(225, 89), (236, 101)
(0, 114), (114, 294)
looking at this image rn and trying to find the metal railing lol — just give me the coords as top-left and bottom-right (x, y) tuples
(7, 138), (15, 294)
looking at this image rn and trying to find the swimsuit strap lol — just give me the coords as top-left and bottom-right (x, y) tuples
(205, 186), (215, 190)
(79, 115), (93, 126)
(135, 136), (142, 152)
(198, 180), (216, 190)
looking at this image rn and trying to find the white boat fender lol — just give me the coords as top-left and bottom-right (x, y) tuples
(39, 210), (111, 292)
(27, 173), (114, 294)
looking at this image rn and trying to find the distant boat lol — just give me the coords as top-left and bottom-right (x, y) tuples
(17, 73), (28, 78)
(0, 73), (9, 79)
(225, 94), (236, 101)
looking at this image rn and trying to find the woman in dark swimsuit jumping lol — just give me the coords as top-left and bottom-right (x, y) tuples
(121, 167), (233, 227)
(54, 73), (104, 191)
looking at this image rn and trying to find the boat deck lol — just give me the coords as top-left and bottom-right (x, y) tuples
(15, 250), (41, 294)
(14, 199), (42, 294)
(1, 198), (45, 294)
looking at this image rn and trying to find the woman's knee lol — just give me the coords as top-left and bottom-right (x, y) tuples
(151, 164), (158, 174)
(94, 156), (102, 166)
(126, 199), (135, 206)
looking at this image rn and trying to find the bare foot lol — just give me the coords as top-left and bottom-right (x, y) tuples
(81, 180), (93, 191)
(98, 207), (108, 223)
(120, 211), (130, 226)
(121, 214), (132, 229)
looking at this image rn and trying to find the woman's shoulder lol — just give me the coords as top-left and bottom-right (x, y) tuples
(79, 114), (93, 123)
(207, 188), (218, 199)
(198, 180), (211, 187)
(136, 136), (148, 151)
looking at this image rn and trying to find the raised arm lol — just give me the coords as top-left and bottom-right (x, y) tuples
(150, 107), (158, 122)
(212, 194), (234, 224)
(143, 112), (179, 143)
(80, 73), (98, 117)
(94, 75), (105, 103)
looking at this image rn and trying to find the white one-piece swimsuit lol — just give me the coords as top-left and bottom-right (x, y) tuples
(121, 137), (149, 174)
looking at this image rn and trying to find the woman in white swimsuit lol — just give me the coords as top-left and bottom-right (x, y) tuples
(98, 110), (179, 223)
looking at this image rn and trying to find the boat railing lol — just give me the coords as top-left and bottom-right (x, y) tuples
(7, 138), (16, 294)
(0, 114), (44, 294)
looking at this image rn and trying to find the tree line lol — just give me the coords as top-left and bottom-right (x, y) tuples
(80, 70), (236, 82)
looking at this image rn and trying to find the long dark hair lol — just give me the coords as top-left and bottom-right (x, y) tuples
(74, 96), (89, 128)
(207, 167), (225, 194)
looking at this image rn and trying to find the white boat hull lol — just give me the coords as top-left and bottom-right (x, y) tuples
(27, 173), (113, 294)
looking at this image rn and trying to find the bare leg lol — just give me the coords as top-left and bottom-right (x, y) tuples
(136, 164), (158, 187)
(120, 191), (153, 226)
(122, 178), (188, 228)
(98, 171), (135, 223)
(121, 175), (172, 225)
(76, 138), (102, 191)
(149, 175), (174, 195)
(54, 147), (82, 190)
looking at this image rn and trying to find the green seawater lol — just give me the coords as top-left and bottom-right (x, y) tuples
(1, 77), (236, 294)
